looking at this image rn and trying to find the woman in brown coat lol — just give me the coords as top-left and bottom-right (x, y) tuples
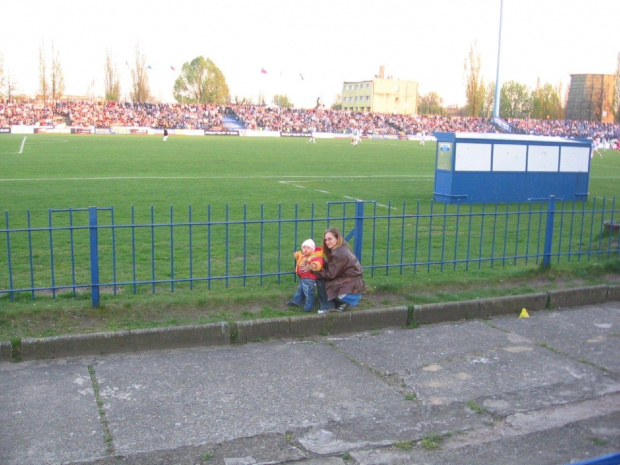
(301, 227), (366, 313)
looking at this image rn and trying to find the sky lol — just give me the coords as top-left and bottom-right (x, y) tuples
(1, 0), (619, 109)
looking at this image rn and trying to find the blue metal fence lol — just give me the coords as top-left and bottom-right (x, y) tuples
(1, 197), (618, 307)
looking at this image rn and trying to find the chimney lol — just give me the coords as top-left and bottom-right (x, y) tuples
(379, 66), (385, 79)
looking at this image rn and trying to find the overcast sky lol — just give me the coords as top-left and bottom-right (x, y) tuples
(2, 0), (618, 108)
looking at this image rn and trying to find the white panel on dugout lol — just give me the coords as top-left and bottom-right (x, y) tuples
(527, 145), (559, 172)
(560, 146), (590, 172)
(455, 143), (492, 171)
(492, 144), (527, 171)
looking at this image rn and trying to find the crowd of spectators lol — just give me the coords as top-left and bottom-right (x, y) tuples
(1, 99), (619, 140)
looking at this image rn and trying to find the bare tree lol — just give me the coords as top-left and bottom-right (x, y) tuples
(6, 72), (18, 102)
(104, 49), (121, 101)
(615, 52), (620, 123)
(483, 82), (496, 118)
(50, 43), (65, 100)
(0, 51), (5, 99)
(464, 42), (485, 117)
(130, 44), (152, 103)
(39, 44), (49, 101)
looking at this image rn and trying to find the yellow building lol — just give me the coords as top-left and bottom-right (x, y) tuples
(565, 74), (616, 123)
(341, 66), (418, 115)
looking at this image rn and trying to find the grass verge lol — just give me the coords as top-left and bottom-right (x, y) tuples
(0, 259), (618, 341)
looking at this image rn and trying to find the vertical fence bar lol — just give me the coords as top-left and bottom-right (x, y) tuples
(524, 202), (532, 264)
(490, 203), (498, 268)
(354, 200), (364, 263)
(207, 205), (212, 290)
(556, 200), (566, 263)
(385, 201), (391, 274)
(427, 202), (434, 272)
(294, 203), (299, 278)
(27, 210), (35, 300)
(567, 200), (576, 262)
(277, 204), (282, 284)
(606, 197), (617, 259)
(310, 203), (316, 240)
(542, 196), (556, 268)
(170, 206), (175, 292)
(371, 202), (378, 276)
(89, 207), (100, 307)
(587, 197), (597, 260)
(514, 203), (522, 264)
(453, 203), (461, 271)
(414, 200), (420, 274)
(596, 197), (606, 260)
(260, 204), (264, 286)
(225, 204), (230, 288)
(465, 203), (473, 271)
(151, 206), (156, 293)
(48, 209), (56, 298)
(399, 201), (406, 274)
(243, 204), (247, 286)
(478, 203), (486, 269)
(189, 205), (194, 290)
(535, 201), (544, 265)
(4, 211), (14, 301)
(111, 207), (117, 295)
(440, 202), (447, 271)
(501, 204), (509, 266)
(68, 209), (77, 296)
(131, 207), (137, 294)
(577, 200), (586, 262)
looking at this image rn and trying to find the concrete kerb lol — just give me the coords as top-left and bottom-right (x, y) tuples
(548, 285), (608, 309)
(327, 306), (408, 333)
(20, 330), (132, 361)
(2, 285), (619, 362)
(18, 322), (230, 362)
(0, 340), (12, 363)
(608, 284), (620, 301)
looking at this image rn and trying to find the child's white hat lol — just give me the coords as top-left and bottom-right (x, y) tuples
(302, 239), (315, 250)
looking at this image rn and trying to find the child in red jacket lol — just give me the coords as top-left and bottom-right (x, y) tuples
(286, 239), (324, 312)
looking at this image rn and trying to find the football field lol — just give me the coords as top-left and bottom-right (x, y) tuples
(1, 134), (619, 220)
(0, 134), (442, 221)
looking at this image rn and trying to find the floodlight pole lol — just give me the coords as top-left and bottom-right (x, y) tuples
(493, 0), (504, 119)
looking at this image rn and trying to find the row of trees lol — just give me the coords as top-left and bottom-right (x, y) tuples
(0, 44), (231, 105)
(461, 43), (564, 120)
(1, 43), (618, 122)
(459, 44), (620, 122)
(420, 78), (564, 120)
(103, 45), (229, 104)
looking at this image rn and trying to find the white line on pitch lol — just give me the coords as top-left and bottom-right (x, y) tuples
(18, 136), (27, 154)
(0, 174), (430, 182)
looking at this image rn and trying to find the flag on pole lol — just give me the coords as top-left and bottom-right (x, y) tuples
(125, 60), (129, 67)
(261, 68), (268, 74)
(300, 73), (304, 80)
(170, 65), (176, 71)
(147, 65), (153, 70)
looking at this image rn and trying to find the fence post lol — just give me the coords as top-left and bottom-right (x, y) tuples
(542, 195), (556, 268)
(89, 207), (100, 307)
(354, 201), (365, 263)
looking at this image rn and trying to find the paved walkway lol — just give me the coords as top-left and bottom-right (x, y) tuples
(1, 302), (619, 465)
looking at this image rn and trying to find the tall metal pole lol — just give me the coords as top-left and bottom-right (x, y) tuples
(493, 0), (504, 119)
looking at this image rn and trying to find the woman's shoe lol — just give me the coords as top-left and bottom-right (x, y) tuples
(337, 303), (348, 312)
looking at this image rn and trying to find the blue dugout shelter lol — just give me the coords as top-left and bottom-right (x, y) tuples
(433, 132), (592, 204)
